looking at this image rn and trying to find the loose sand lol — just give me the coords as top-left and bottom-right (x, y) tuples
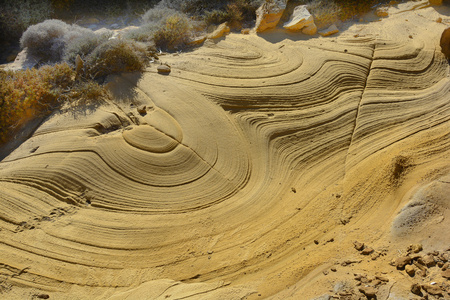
(0, 1), (449, 299)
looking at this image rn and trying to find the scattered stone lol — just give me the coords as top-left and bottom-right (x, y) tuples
(361, 247), (374, 255)
(414, 261), (427, 272)
(314, 240), (319, 245)
(443, 262), (449, 270)
(438, 261), (444, 268)
(137, 105), (147, 115)
(319, 24), (339, 37)
(436, 17), (442, 23)
(442, 268), (450, 279)
(283, 5), (315, 33)
(188, 36), (207, 46)
(441, 27), (450, 59)
(358, 286), (377, 298)
(440, 253), (449, 262)
(429, 250), (439, 256)
(372, 279), (382, 286)
(35, 294), (50, 299)
(421, 284), (443, 296)
(291, 187), (296, 193)
(354, 241), (365, 251)
(207, 23), (230, 39)
(408, 244), (423, 253)
(421, 255), (436, 267)
(405, 264), (416, 276)
(375, 275), (389, 282)
(330, 266), (337, 272)
(395, 256), (412, 269)
(157, 64), (171, 74)
(411, 283), (422, 296)
(241, 28), (251, 34)
(323, 270), (329, 275)
(376, 6), (389, 17)
(255, 0), (286, 32)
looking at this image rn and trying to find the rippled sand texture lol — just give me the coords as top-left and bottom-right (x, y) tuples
(1, 4), (449, 299)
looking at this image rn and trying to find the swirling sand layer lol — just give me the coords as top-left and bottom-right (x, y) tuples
(0, 3), (449, 299)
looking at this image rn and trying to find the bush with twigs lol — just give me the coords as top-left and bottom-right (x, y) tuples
(0, 63), (74, 144)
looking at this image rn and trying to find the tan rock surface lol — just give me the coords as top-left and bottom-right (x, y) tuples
(0, 1), (449, 299)
(255, 0), (286, 32)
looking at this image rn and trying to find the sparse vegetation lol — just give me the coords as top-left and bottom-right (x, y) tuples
(0, 63), (74, 143)
(84, 39), (149, 79)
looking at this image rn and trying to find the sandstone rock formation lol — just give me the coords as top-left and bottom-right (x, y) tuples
(0, 2), (449, 300)
(255, 0), (286, 32)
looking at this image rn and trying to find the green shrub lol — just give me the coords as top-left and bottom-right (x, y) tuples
(85, 39), (149, 79)
(0, 63), (74, 144)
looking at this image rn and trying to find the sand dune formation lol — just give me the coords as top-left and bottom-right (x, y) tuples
(1, 1), (450, 299)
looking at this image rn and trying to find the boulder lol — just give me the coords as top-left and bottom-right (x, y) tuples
(302, 23), (317, 35)
(319, 24), (339, 37)
(255, 0), (287, 32)
(207, 23), (230, 39)
(284, 5), (314, 31)
(157, 64), (171, 74)
(440, 27), (450, 59)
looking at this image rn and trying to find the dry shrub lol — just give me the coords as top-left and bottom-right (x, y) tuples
(0, 63), (74, 143)
(19, 19), (71, 61)
(85, 39), (149, 79)
(153, 13), (193, 50)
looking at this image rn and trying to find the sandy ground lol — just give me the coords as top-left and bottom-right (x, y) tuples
(0, 1), (449, 299)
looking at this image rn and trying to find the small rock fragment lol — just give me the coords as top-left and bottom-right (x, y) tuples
(361, 247), (374, 255)
(408, 244), (423, 253)
(319, 24), (339, 37)
(442, 268), (450, 279)
(375, 275), (389, 282)
(359, 286), (377, 298)
(405, 264), (416, 276)
(241, 28), (251, 34)
(354, 241), (364, 251)
(314, 240), (319, 245)
(442, 262), (449, 270)
(137, 105), (147, 115)
(395, 256), (412, 269)
(330, 266), (337, 272)
(157, 64), (171, 74)
(436, 17), (442, 23)
(411, 283), (422, 296)
(376, 6), (389, 17)
(421, 284), (443, 296)
(421, 255), (436, 267)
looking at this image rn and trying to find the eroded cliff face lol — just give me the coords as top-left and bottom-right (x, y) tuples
(0, 2), (449, 299)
